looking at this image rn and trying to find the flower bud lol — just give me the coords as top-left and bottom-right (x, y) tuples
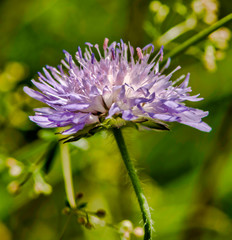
(62, 207), (71, 215)
(119, 220), (133, 233)
(76, 192), (84, 200)
(6, 158), (17, 168)
(7, 181), (20, 194)
(85, 222), (93, 229)
(77, 217), (86, 225)
(122, 231), (131, 240)
(34, 182), (52, 195)
(133, 227), (144, 237)
(9, 165), (23, 177)
(96, 209), (106, 218)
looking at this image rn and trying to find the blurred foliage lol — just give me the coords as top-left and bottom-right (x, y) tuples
(0, 0), (232, 239)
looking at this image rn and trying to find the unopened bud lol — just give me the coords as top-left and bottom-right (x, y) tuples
(76, 192), (84, 200)
(96, 209), (106, 218)
(6, 158), (23, 177)
(120, 220), (133, 233)
(133, 227), (144, 237)
(7, 181), (20, 194)
(85, 222), (93, 229)
(9, 165), (22, 177)
(6, 158), (17, 168)
(123, 231), (131, 240)
(77, 217), (86, 225)
(62, 207), (71, 215)
(34, 182), (52, 195)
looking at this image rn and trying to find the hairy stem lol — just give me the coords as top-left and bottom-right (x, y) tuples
(60, 143), (76, 209)
(112, 128), (152, 240)
(163, 13), (232, 61)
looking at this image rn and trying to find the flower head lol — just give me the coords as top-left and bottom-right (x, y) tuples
(24, 38), (211, 141)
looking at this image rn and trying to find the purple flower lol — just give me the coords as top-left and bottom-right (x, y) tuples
(24, 38), (211, 138)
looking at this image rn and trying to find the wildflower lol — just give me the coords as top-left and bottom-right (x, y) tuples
(24, 38), (211, 141)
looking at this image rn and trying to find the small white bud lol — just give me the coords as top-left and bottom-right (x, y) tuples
(7, 181), (20, 194)
(133, 227), (144, 237)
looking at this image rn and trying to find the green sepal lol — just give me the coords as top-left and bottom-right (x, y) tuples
(65, 199), (70, 208)
(58, 123), (102, 143)
(135, 117), (170, 131)
(58, 116), (167, 143)
(102, 117), (138, 130)
(78, 202), (88, 209)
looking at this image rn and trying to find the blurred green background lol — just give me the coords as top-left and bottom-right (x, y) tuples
(0, 0), (232, 239)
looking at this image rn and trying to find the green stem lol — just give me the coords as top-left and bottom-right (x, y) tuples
(112, 128), (152, 240)
(163, 13), (232, 62)
(60, 143), (76, 209)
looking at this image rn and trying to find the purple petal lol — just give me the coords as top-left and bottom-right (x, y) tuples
(63, 103), (90, 111)
(122, 110), (137, 120)
(181, 121), (212, 132)
(24, 87), (48, 102)
(107, 103), (120, 118)
(62, 123), (85, 135)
